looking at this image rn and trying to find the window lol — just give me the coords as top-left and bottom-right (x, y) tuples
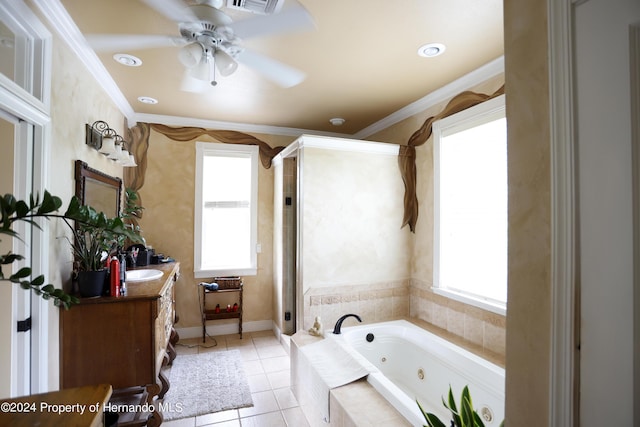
(194, 142), (259, 277)
(0, 0), (51, 105)
(433, 95), (507, 314)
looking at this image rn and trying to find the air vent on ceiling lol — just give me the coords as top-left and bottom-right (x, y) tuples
(226, 0), (284, 15)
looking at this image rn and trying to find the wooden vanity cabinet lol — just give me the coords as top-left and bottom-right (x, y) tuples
(60, 262), (179, 424)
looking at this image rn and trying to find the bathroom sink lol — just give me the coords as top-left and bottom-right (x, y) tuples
(126, 269), (163, 282)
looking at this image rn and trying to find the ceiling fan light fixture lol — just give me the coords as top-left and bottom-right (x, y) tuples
(214, 50), (238, 76)
(178, 43), (204, 68)
(181, 73), (209, 92)
(418, 43), (446, 58)
(190, 56), (211, 81)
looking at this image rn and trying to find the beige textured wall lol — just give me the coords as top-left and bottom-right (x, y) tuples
(138, 130), (294, 331)
(47, 29), (126, 389)
(301, 146), (409, 290)
(503, 0), (551, 424)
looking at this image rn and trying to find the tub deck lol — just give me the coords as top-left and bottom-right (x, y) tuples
(291, 331), (410, 427)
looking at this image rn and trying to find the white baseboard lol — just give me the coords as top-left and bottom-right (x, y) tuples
(176, 320), (273, 340)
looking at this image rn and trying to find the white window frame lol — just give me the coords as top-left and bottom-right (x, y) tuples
(194, 141), (259, 278)
(432, 94), (507, 315)
(0, 0), (51, 110)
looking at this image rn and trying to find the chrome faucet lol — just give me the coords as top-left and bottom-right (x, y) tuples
(332, 314), (362, 334)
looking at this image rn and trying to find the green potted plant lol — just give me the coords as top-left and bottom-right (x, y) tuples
(64, 196), (143, 297)
(65, 198), (119, 297)
(0, 191), (142, 307)
(417, 385), (504, 427)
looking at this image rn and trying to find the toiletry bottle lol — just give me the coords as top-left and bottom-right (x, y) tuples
(119, 253), (127, 296)
(109, 257), (120, 297)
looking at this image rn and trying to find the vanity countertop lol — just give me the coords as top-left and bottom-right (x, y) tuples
(74, 261), (179, 304)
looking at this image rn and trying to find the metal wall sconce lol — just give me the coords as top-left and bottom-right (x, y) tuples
(85, 120), (137, 167)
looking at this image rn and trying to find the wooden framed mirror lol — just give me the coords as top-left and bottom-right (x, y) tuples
(74, 160), (122, 216)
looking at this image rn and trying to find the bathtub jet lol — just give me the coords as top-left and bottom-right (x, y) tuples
(332, 313), (362, 334)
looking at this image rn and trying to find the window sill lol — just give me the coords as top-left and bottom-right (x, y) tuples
(431, 287), (506, 316)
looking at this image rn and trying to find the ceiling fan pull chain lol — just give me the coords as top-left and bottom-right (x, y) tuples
(210, 51), (218, 86)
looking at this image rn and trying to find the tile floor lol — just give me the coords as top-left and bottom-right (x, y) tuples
(163, 331), (310, 427)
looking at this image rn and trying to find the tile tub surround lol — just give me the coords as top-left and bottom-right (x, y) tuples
(302, 278), (505, 361)
(303, 280), (411, 331)
(409, 279), (506, 360)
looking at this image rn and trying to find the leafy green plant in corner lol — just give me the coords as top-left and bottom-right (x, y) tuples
(118, 187), (145, 248)
(417, 385), (504, 427)
(1, 191), (142, 309)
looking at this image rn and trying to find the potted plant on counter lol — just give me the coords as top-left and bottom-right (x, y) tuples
(64, 196), (142, 297)
(1, 191), (142, 307)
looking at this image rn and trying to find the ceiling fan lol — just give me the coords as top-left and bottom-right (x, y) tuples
(85, 0), (315, 90)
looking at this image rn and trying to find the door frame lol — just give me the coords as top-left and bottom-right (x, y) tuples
(0, 99), (52, 396)
(548, 0), (578, 425)
(0, 0), (52, 395)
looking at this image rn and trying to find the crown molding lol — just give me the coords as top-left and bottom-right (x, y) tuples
(353, 56), (505, 139)
(32, 0), (136, 125)
(133, 112), (351, 138)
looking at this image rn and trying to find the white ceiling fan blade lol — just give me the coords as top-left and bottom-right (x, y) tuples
(229, 4), (315, 40)
(236, 49), (305, 88)
(86, 34), (183, 52)
(140, 0), (197, 23)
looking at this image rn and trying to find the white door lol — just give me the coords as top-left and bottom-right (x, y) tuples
(0, 110), (33, 398)
(574, 0), (640, 425)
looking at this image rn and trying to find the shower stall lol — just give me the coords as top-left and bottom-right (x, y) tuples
(273, 135), (408, 336)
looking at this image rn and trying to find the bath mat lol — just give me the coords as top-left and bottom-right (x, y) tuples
(161, 349), (253, 421)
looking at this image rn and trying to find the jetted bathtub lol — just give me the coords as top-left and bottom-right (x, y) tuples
(332, 319), (505, 427)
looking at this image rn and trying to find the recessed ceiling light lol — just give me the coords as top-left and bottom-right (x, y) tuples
(417, 43), (446, 58)
(113, 53), (142, 67)
(329, 117), (345, 126)
(138, 96), (158, 104)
